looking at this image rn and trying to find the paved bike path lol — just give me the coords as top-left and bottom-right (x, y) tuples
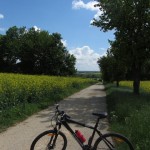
(0, 83), (108, 150)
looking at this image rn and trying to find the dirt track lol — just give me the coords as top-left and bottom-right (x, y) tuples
(0, 83), (108, 150)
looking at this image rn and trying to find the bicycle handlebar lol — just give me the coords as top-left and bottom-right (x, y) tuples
(54, 104), (71, 119)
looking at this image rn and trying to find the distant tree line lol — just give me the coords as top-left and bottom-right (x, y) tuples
(76, 71), (101, 79)
(93, 0), (150, 94)
(0, 26), (76, 76)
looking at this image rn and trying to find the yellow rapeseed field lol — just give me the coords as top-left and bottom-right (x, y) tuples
(120, 81), (150, 92)
(0, 73), (96, 111)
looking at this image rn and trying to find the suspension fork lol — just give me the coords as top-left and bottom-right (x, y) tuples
(48, 122), (62, 148)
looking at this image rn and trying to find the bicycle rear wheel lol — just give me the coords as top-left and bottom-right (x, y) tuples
(94, 133), (134, 150)
(30, 130), (67, 150)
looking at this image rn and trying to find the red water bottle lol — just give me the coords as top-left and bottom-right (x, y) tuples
(75, 130), (86, 143)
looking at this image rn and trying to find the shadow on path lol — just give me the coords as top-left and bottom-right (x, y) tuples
(36, 83), (108, 129)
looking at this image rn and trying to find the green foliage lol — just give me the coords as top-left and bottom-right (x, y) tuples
(0, 73), (96, 132)
(106, 81), (150, 150)
(141, 59), (150, 80)
(97, 49), (126, 85)
(93, 0), (150, 94)
(0, 26), (76, 76)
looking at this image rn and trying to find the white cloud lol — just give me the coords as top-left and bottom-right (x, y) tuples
(0, 14), (5, 32)
(61, 40), (67, 47)
(33, 25), (41, 31)
(69, 46), (101, 71)
(90, 10), (102, 24)
(72, 0), (99, 11)
(72, 0), (102, 24)
(0, 14), (4, 19)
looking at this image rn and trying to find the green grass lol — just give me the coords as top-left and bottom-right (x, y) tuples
(105, 83), (150, 150)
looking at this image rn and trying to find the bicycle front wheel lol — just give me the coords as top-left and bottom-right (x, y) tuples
(30, 130), (67, 150)
(94, 133), (134, 150)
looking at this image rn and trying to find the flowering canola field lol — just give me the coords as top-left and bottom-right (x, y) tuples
(120, 81), (150, 92)
(0, 73), (96, 111)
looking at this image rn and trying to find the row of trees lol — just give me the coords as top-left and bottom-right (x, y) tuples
(97, 47), (150, 85)
(0, 26), (76, 76)
(93, 0), (150, 94)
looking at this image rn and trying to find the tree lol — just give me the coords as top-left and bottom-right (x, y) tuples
(18, 27), (41, 74)
(98, 48), (126, 86)
(97, 53), (113, 82)
(109, 40), (127, 86)
(61, 51), (77, 75)
(0, 26), (25, 72)
(93, 0), (150, 94)
(0, 26), (77, 76)
(0, 34), (5, 71)
(141, 59), (150, 80)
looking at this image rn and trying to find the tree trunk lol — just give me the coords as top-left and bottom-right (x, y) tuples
(133, 67), (140, 95)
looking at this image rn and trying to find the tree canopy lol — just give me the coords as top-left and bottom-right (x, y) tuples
(93, 0), (150, 94)
(0, 26), (76, 76)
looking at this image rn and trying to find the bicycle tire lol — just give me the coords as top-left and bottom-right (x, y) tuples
(30, 130), (67, 150)
(93, 133), (134, 150)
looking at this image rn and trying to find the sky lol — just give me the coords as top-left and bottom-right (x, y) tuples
(0, 0), (115, 71)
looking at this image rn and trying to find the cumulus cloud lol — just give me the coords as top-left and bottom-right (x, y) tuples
(0, 14), (4, 19)
(69, 46), (101, 71)
(72, 0), (99, 11)
(72, 0), (102, 23)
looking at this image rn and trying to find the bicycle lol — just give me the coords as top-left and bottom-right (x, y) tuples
(30, 104), (134, 150)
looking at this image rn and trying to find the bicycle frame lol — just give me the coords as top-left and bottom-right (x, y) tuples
(54, 116), (103, 149)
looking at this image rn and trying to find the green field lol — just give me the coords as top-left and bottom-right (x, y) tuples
(0, 73), (96, 132)
(106, 81), (150, 150)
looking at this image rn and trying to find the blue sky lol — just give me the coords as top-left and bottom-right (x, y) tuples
(0, 0), (114, 71)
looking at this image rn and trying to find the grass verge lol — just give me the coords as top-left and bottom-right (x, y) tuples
(105, 83), (150, 150)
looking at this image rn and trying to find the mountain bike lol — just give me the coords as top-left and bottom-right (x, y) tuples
(30, 104), (134, 150)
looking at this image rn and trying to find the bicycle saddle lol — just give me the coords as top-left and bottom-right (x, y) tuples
(92, 112), (108, 119)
